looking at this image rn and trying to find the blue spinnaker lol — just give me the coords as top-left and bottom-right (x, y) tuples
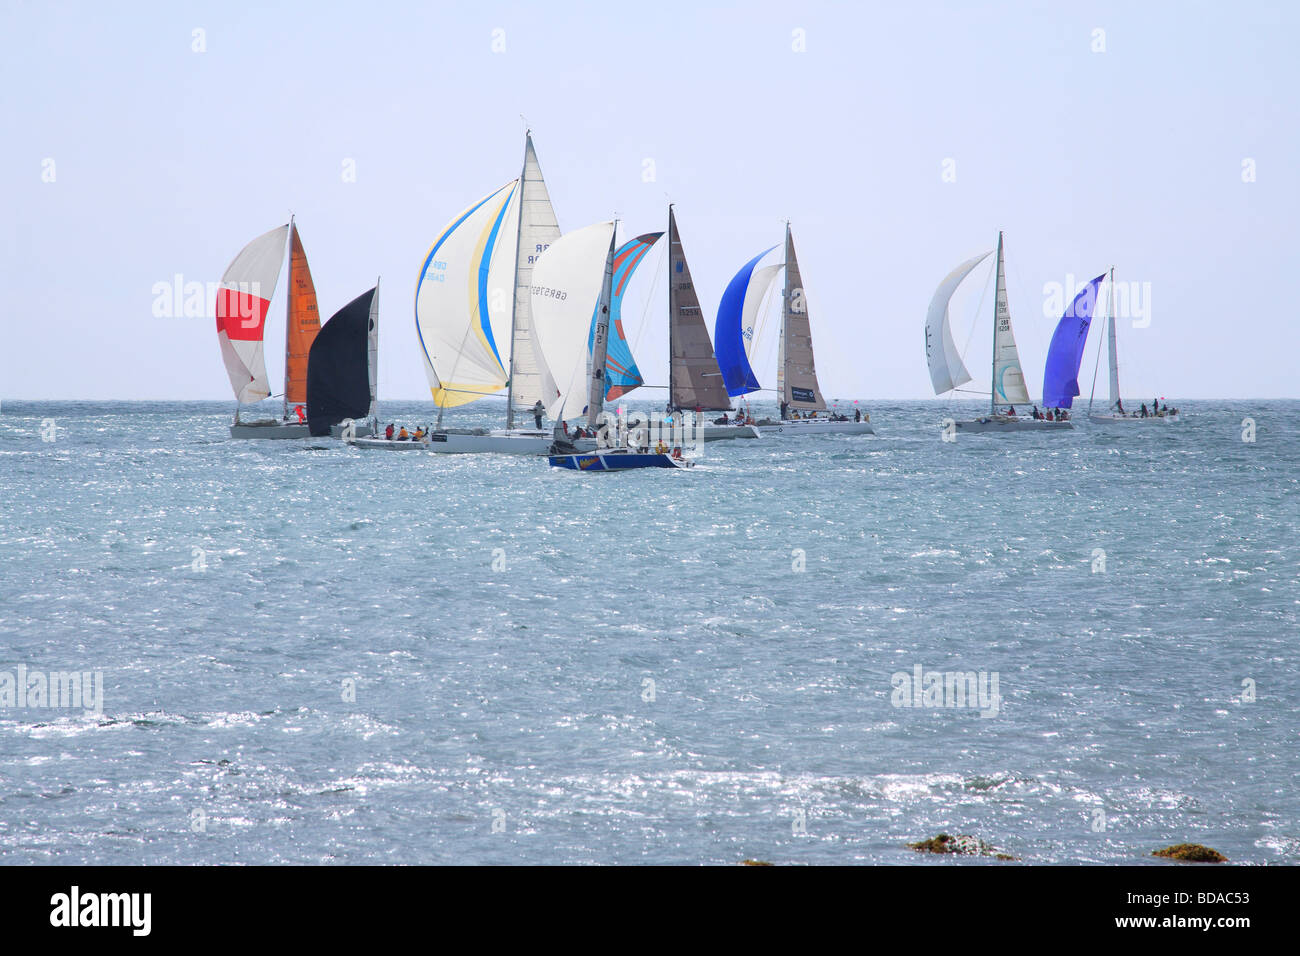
(588, 232), (662, 400)
(715, 246), (778, 396)
(1042, 273), (1106, 408)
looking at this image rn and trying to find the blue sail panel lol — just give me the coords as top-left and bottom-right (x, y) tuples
(589, 232), (662, 400)
(1042, 273), (1106, 408)
(714, 247), (778, 397)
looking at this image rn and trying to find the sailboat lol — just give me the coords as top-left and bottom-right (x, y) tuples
(586, 232), (662, 402)
(535, 221), (692, 471)
(715, 223), (873, 435)
(218, 218), (327, 438)
(925, 232), (1071, 432)
(359, 131), (594, 454)
(1086, 268), (1180, 423)
(665, 206), (759, 441)
(307, 281), (380, 438)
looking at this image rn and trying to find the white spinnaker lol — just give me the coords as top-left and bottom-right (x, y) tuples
(507, 134), (562, 410)
(217, 224), (288, 404)
(743, 263), (784, 360)
(991, 235), (1030, 406)
(415, 181), (516, 406)
(924, 251), (989, 395)
(530, 221), (616, 422)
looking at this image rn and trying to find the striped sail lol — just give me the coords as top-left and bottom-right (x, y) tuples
(531, 221), (617, 423)
(216, 224), (289, 404)
(415, 181), (517, 407)
(781, 225), (825, 411)
(924, 251), (989, 395)
(668, 206), (730, 410)
(587, 232), (662, 401)
(715, 246), (779, 397)
(991, 232), (1030, 408)
(283, 220), (320, 417)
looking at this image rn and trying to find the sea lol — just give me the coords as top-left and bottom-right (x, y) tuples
(0, 398), (1295, 865)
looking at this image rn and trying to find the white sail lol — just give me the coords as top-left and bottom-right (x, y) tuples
(216, 224), (289, 404)
(744, 263), (783, 359)
(924, 251), (989, 395)
(415, 181), (517, 407)
(530, 221), (617, 422)
(991, 233), (1030, 408)
(367, 279), (380, 424)
(1105, 270), (1121, 409)
(504, 134), (562, 417)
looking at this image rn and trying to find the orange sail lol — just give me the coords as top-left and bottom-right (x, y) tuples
(283, 221), (321, 412)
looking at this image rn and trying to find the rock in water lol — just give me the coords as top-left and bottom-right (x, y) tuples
(1152, 843), (1227, 863)
(907, 833), (1016, 860)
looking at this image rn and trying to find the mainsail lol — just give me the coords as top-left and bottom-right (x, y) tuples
(1105, 270), (1121, 409)
(668, 206), (731, 410)
(530, 221), (617, 424)
(216, 224), (289, 404)
(1041, 273), (1105, 409)
(991, 232), (1030, 409)
(283, 220), (321, 418)
(781, 225), (825, 411)
(306, 286), (379, 436)
(504, 133), (562, 421)
(415, 181), (517, 407)
(588, 232), (661, 401)
(715, 246), (779, 397)
(924, 251), (989, 394)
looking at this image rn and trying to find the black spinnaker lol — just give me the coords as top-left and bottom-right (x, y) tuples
(307, 286), (377, 436)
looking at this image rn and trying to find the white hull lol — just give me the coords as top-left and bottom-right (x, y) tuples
(230, 421), (309, 440)
(1088, 413), (1180, 424)
(328, 422), (375, 439)
(700, 424), (760, 441)
(953, 417), (1073, 433)
(350, 430), (595, 455)
(754, 420), (874, 436)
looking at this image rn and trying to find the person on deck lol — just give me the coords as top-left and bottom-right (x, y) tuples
(1140, 404), (1148, 418)
(385, 423), (395, 440)
(854, 408), (861, 423)
(398, 426), (409, 440)
(1152, 398), (1159, 414)
(532, 400), (544, 430)
(1116, 398), (1125, 415)
(413, 427), (425, 441)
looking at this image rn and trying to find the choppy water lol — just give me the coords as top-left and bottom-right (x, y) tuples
(0, 399), (1295, 865)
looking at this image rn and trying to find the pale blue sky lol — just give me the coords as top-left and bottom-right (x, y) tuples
(2, 0), (1296, 401)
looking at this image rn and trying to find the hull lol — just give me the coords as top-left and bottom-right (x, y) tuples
(953, 417), (1073, 433)
(230, 421), (309, 440)
(349, 431), (595, 455)
(754, 420), (875, 436)
(701, 424), (760, 441)
(328, 422), (375, 439)
(1088, 413), (1180, 424)
(549, 451), (693, 471)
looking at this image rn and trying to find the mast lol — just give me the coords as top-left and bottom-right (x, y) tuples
(368, 277), (381, 432)
(667, 204), (676, 411)
(1105, 266), (1120, 411)
(587, 227), (618, 428)
(505, 134), (529, 431)
(778, 221), (790, 415)
(282, 216), (293, 422)
(991, 231), (1001, 415)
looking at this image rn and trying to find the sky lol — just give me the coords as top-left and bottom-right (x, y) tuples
(2, 0), (1297, 402)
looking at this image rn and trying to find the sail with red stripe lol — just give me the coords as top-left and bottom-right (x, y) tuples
(216, 224), (289, 403)
(587, 232), (662, 401)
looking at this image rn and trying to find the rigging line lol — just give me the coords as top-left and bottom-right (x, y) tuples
(1087, 281), (1108, 412)
(628, 235), (668, 357)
